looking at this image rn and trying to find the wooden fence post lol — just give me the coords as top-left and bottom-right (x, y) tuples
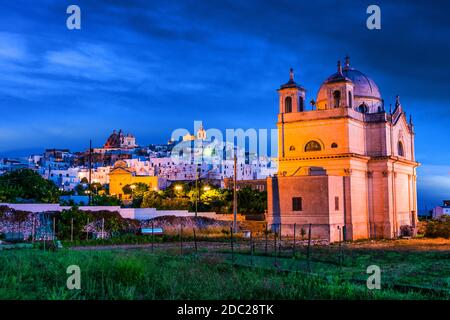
(53, 216), (56, 241)
(86, 217), (89, 241)
(274, 230), (277, 265)
(230, 226), (234, 265)
(307, 223), (312, 270)
(101, 218), (105, 240)
(180, 224), (183, 256)
(293, 223), (296, 258)
(193, 228), (198, 255)
(151, 220), (154, 254)
(265, 224), (268, 256)
(250, 231), (253, 267)
(71, 218), (74, 242)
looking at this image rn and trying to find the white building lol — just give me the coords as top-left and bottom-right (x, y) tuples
(77, 166), (110, 185)
(41, 167), (80, 191)
(432, 201), (450, 219)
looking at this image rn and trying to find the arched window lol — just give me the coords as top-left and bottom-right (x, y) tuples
(298, 96), (304, 112)
(331, 143), (338, 148)
(305, 141), (322, 152)
(285, 96), (292, 113)
(398, 141), (405, 157)
(348, 91), (353, 108)
(333, 90), (341, 108)
(289, 146), (295, 151)
(358, 103), (368, 113)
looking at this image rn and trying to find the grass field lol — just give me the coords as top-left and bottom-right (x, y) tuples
(0, 239), (449, 300)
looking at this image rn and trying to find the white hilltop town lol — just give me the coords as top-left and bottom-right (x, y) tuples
(0, 125), (277, 198)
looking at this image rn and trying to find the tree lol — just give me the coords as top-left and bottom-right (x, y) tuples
(80, 177), (89, 184)
(123, 183), (149, 207)
(91, 194), (121, 206)
(89, 182), (103, 194)
(0, 169), (60, 203)
(74, 183), (87, 196)
(199, 188), (230, 213)
(122, 184), (133, 195)
(141, 191), (164, 208)
(56, 206), (89, 240)
(237, 187), (267, 214)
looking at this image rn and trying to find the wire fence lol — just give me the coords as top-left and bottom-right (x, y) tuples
(130, 229), (448, 297)
(2, 216), (449, 296)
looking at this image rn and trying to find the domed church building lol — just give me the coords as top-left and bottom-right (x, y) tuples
(267, 57), (419, 242)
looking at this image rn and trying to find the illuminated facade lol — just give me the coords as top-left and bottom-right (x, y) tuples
(267, 57), (419, 242)
(108, 160), (163, 201)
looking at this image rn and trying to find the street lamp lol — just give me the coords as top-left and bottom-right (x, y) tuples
(194, 167), (220, 217)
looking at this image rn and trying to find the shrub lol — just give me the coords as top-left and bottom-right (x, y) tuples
(55, 207), (139, 241)
(400, 225), (414, 237)
(424, 216), (450, 239)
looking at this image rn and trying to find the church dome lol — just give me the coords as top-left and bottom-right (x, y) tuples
(316, 57), (382, 103)
(104, 129), (122, 148)
(341, 68), (381, 99)
(113, 160), (128, 169)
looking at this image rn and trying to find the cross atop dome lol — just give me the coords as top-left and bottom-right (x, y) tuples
(344, 55), (350, 69)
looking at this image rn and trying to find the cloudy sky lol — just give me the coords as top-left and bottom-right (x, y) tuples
(0, 0), (449, 208)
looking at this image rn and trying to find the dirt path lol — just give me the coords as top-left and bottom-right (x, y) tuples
(70, 241), (230, 251)
(343, 238), (450, 251)
(69, 238), (450, 252)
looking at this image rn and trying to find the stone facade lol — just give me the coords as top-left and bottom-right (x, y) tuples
(108, 160), (163, 201)
(267, 58), (419, 242)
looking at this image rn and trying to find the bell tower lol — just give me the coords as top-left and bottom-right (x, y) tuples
(316, 60), (354, 110)
(277, 68), (306, 114)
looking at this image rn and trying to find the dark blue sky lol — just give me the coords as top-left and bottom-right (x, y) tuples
(0, 0), (449, 208)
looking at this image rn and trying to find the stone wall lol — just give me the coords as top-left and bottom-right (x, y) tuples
(0, 207), (46, 241)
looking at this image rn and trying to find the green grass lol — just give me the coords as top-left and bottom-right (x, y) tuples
(223, 244), (450, 293)
(0, 248), (447, 300)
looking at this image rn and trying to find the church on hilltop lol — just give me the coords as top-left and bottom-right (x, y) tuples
(267, 57), (419, 242)
(103, 129), (137, 149)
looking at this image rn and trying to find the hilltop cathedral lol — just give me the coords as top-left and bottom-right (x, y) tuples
(267, 57), (419, 242)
